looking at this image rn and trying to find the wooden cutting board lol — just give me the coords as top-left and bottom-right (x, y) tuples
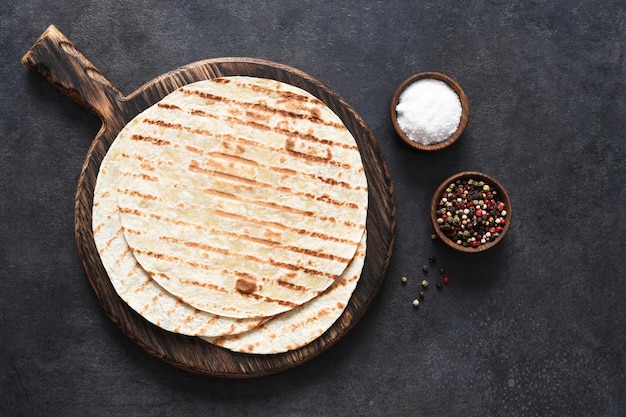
(22, 25), (396, 377)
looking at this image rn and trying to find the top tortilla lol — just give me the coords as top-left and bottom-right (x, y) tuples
(114, 76), (368, 318)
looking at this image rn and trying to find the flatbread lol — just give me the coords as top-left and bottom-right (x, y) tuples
(114, 76), (368, 318)
(203, 231), (366, 354)
(92, 145), (265, 337)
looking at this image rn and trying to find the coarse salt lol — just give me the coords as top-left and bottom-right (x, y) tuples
(396, 78), (462, 145)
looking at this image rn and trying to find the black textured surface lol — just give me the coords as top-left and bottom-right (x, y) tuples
(2, 1), (625, 416)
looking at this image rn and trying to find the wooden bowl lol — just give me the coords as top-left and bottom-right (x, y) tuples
(430, 171), (511, 253)
(390, 72), (469, 151)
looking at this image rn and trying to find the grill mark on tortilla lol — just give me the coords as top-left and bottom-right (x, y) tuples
(225, 116), (272, 132)
(118, 170), (159, 182)
(235, 273), (257, 294)
(166, 300), (181, 316)
(122, 226), (144, 236)
(185, 145), (204, 155)
(100, 232), (120, 253)
(199, 187), (316, 217)
(143, 119), (213, 137)
(284, 139), (333, 164)
(159, 235), (347, 273)
(275, 125), (358, 152)
(182, 310), (197, 324)
(245, 110), (272, 124)
(277, 280), (309, 292)
(207, 151), (259, 166)
(178, 277), (299, 309)
(209, 208), (358, 245)
(129, 134), (171, 147)
(93, 221), (105, 236)
(117, 188), (161, 202)
(236, 80), (317, 104)
(190, 108), (219, 119)
(132, 248), (220, 273)
(157, 102), (182, 111)
(134, 276), (151, 294)
(151, 291), (166, 305)
(139, 162), (156, 172)
(119, 152), (174, 166)
(127, 261), (140, 277)
(266, 258), (334, 280)
(117, 246), (131, 265)
(188, 160), (362, 210)
(118, 207), (148, 219)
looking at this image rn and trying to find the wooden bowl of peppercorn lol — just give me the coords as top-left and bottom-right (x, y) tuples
(391, 72), (470, 152)
(431, 171), (511, 252)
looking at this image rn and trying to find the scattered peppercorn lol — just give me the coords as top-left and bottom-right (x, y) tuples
(436, 282), (443, 290)
(428, 256), (436, 264)
(401, 276), (408, 284)
(412, 299), (420, 308)
(422, 264), (429, 273)
(431, 233), (438, 240)
(421, 279), (429, 288)
(443, 276), (450, 285)
(439, 268), (445, 275)
(435, 177), (507, 248)
(418, 291), (425, 300)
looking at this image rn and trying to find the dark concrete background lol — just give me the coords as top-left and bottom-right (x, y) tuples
(2, 1), (625, 416)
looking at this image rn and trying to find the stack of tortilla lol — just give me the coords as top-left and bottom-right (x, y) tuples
(92, 76), (368, 354)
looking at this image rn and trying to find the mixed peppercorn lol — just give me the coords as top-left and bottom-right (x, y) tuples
(435, 178), (507, 248)
(403, 255), (450, 309)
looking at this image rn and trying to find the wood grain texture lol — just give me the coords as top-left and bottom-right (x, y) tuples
(22, 25), (396, 377)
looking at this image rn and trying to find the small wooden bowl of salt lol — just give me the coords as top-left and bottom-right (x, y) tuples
(391, 72), (469, 151)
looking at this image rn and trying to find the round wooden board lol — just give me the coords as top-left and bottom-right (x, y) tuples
(23, 25), (396, 377)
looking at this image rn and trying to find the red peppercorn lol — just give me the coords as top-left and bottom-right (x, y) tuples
(476, 209), (483, 217)
(442, 276), (450, 285)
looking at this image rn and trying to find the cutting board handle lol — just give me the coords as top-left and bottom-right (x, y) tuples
(22, 25), (123, 123)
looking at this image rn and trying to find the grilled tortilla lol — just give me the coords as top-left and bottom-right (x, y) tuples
(114, 76), (368, 318)
(93, 145), (265, 336)
(203, 230), (366, 354)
